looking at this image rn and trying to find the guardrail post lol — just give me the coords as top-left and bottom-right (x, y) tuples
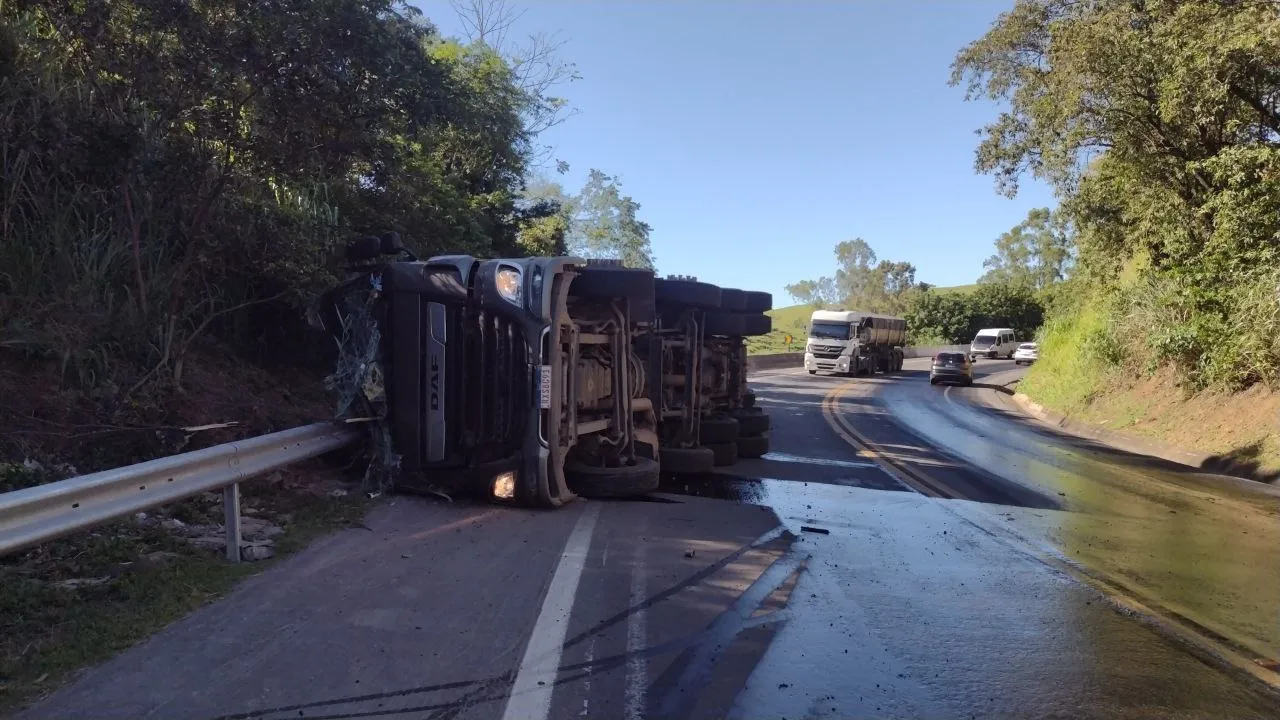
(223, 482), (241, 563)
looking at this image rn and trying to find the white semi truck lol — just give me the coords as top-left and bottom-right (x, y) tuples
(803, 309), (906, 376)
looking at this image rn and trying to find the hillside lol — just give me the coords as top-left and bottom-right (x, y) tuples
(747, 304), (813, 355)
(749, 284), (977, 355)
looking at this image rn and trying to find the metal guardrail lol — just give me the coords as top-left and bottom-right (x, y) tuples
(0, 422), (359, 561)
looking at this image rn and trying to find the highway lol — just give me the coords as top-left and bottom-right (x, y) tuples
(17, 360), (1280, 720)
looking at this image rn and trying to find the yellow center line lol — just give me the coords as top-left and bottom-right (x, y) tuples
(820, 381), (956, 499)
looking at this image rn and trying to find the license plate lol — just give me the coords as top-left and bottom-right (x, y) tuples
(538, 365), (552, 409)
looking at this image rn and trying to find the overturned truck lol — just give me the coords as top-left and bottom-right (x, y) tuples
(311, 235), (773, 507)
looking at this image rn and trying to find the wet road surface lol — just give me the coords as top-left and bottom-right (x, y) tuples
(873, 359), (1280, 670)
(15, 362), (1280, 719)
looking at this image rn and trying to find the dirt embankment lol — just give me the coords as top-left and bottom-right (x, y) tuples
(1038, 367), (1280, 481)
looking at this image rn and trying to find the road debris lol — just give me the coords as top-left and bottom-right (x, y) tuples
(801, 525), (830, 535)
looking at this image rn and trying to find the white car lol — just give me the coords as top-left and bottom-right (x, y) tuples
(1013, 342), (1039, 365)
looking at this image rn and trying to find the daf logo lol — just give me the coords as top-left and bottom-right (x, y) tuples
(429, 354), (441, 410)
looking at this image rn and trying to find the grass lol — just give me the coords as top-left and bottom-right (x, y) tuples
(0, 476), (368, 715)
(1018, 304), (1280, 479)
(748, 304), (814, 355)
(1017, 305), (1112, 413)
(935, 283), (979, 295)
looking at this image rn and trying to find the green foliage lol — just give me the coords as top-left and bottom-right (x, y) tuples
(954, 0), (1280, 390)
(904, 292), (975, 345)
(905, 282), (1045, 344)
(785, 238), (925, 315)
(0, 0), (552, 397)
(563, 169), (656, 269)
(979, 207), (1074, 289)
(783, 278), (839, 308)
(746, 304), (814, 355)
(1018, 304), (1116, 413)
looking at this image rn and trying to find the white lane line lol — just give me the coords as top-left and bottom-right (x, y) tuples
(501, 502), (601, 720)
(623, 543), (648, 720)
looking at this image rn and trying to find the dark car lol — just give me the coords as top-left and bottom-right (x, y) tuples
(929, 352), (973, 386)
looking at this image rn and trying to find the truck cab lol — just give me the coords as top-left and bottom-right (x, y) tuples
(803, 309), (906, 376)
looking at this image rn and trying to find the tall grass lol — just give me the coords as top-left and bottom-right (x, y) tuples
(1018, 304), (1117, 412)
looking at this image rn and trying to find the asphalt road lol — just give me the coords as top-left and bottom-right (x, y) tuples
(16, 360), (1280, 720)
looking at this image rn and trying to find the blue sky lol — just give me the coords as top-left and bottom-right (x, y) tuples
(420, 1), (1056, 304)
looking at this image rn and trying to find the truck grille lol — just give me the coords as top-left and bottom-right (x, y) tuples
(459, 308), (528, 461)
(388, 297), (528, 472)
(811, 345), (844, 359)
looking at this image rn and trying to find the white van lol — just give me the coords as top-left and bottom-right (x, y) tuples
(969, 328), (1018, 361)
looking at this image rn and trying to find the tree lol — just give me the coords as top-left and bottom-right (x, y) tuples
(449, 0), (580, 162)
(0, 0), (547, 396)
(905, 284), (1045, 345)
(514, 176), (571, 255)
(784, 278), (839, 308)
(787, 238), (922, 313)
(905, 291), (976, 345)
(564, 170), (656, 269)
(953, 0), (1280, 388)
(979, 208), (1074, 290)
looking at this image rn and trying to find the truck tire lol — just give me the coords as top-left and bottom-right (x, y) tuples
(707, 441), (738, 467)
(719, 288), (748, 311)
(736, 434), (769, 459)
(655, 278), (721, 309)
(571, 266), (657, 322)
(700, 416), (740, 444)
(741, 313), (771, 336)
(734, 410), (770, 436)
(660, 446), (714, 474)
(703, 312), (746, 336)
(565, 457), (661, 498)
(743, 291), (772, 313)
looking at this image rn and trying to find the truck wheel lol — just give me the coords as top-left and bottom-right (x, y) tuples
(700, 416), (740, 444)
(660, 446), (714, 474)
(741, 313), (772, 336)
(719, 288), (748, 311)
(565, 457), (661, 498)
(572, 266), (657, 322)
(703, 312), (746, 336)
(734, 410), (770, 436)
(736, 435), (769, 459)
(743, 291), (772, 313)
(706, 441), (738, 467)
(655, 278), (721, 309)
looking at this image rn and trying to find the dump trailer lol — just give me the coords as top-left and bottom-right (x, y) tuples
(311, 234), (660, 507)
(803, 309), (906, 376)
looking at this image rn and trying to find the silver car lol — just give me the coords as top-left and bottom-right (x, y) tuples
(1013, 342), (1040, 365)
(929, 352), (973, 386)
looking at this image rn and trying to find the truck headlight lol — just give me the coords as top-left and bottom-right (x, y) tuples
(495, 265), (523, 306)
(492, 471), (516, 500)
